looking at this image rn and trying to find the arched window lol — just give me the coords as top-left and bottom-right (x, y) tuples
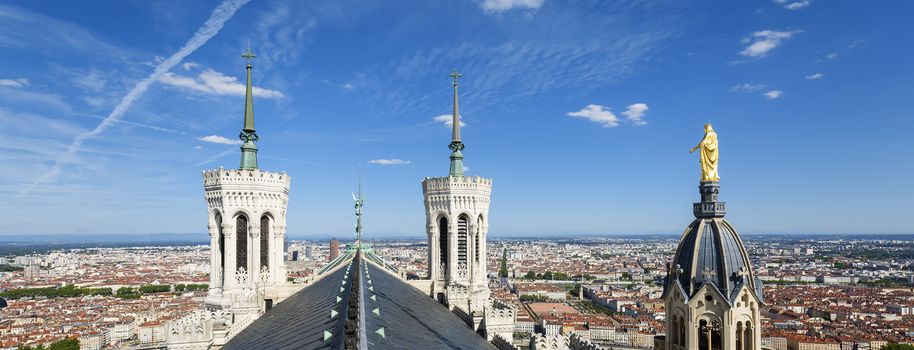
(670, 317), (678, 348)
(698, 319), (722, 350)
(457, 216), (468, 265)
(678, 316), (685, 346)
(260, 215), (270, 269)
(736, 321), (743, 350)
(236, 215), (248, 272)
(438, 217), (448, 275)
(743, 321), (753, 350)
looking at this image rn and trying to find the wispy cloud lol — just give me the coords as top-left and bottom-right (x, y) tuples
(805, 73), (825, 80)
(480, 0), (544, 14)
(848, 39), (866, 50)
(774, 0), (812, 10)
(182, 62), (200, 71)
(27, 0), (252, 193)
(739, 30), (799, 58)
(194, 147), (237, 167)
(160, 68), (284, 98)
(826, 53), (839, 61)
(342, 82), (354, 91)
(368, 159), (411, 165)
(0, 78), (29, 88)
(0, 4), (130, 60)
(730, 83), (768, 93)
(764, 90), (784, 99)
(567, 104), (619, 128)
(433, 114), (465, 127)
(199, 135), (242, 145)
(621, 103), (648, 126)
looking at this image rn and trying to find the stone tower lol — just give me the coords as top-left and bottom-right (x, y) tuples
(202, 48), (291, 318)
(661, 136), (764, 349)
(422, 69), (492, 315)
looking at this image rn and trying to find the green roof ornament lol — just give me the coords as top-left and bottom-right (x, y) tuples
(448, 69), (465, 177)
(239, 44), (259, 170)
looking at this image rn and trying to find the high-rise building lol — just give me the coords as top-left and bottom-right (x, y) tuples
(167, 48), (295, 349)
(659, 124), (763, 350)
(305, 245), (313, 260)
(415, 70), (517, 340)
(329, 238), (340, 261)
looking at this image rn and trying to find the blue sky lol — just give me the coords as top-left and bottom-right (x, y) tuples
(1, 0), (912, 236)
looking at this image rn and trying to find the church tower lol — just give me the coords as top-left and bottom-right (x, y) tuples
(661, 124), (763, 350)
(202, 48), (291, 318)
(422, 70), (492, 315)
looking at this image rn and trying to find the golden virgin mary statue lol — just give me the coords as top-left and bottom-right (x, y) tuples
(689, 123), (719, 182)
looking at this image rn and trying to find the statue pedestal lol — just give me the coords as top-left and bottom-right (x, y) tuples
(693, 181), (726, 218)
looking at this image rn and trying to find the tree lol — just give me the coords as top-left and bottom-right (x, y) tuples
(524, 271), (536, 280)
(48, 338), (79, 350)
(882, 344), (914, 350)
(499, 247), (509, 278)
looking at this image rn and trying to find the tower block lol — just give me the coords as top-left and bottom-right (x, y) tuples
(422, 69), (492, 315)
(202, 48), (293, 316)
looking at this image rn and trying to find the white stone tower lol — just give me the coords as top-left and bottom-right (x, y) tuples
(202, 48), (291, 318)
(422, 69), (492, 315)
(660, 127), (763, 350)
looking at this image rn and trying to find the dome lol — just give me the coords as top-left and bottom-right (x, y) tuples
(663, 182), (763, 304)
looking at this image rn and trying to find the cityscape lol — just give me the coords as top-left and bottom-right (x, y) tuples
(2, 1), (913, 350)
(1, 236), (913, 349)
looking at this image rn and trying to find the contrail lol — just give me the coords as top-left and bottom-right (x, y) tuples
(24, 0), (251, 193)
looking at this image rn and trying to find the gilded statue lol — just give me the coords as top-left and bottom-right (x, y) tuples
(689, 123), (719, 182)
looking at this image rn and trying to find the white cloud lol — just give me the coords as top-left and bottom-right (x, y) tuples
(730, 83), (768, 93)
(342, 82), (354, 90)
(433, 114), (465, 127)
(28, 0), (253, 193)
(368, 158), (410, 165)
(739, 30), (799, 58)
(848, 39), (866, 50)
(775, 0), (812, 10)
(764, 90), (784, 99)
(826, 53), (839, 61)
(0, 78), (29, 88)
(480, 0), (544, 13)
(805, 73), (825, 80)
(182, 62), (200, 71)
(160, 68), (284, 98)
(199, 135), (242, 145)
(621, 103), (648, 126)
(567, 104), (619, 128)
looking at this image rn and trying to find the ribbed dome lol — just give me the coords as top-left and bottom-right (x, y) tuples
(664, 182), (763, 304)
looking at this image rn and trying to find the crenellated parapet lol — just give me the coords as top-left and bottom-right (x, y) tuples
(530, 334), (569, 350)
(165, 308), (233, 350)
(484, 299), (517, 341)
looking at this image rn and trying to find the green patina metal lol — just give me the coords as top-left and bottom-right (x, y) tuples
(448, 69), (464, 177)
(239, 46), (259, 170)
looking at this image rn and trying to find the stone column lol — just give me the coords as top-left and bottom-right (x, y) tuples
(428, 226), (437, 281)
(467, 222), (476, 281)
(275, 223), (286, 284)
(448, 218), (458, 283)
(251, 220), (261, 285)
(223, 222), (235, 290)
(208, 224), (221, 295)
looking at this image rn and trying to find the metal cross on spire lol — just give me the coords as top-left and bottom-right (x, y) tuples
(242, 41), (256, 66)
(449, 68), (462, 87)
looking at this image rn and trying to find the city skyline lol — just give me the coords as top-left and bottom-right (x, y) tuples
(2, 0), (913, 236)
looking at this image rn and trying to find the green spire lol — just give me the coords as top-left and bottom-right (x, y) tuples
(448, 69), (464, 177)
(239, 46), (258, 170)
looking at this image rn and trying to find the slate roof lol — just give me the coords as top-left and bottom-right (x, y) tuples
(223, 260), (355, 350)
(360, 258), (496, 349)
(225, 251), (495, 350)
